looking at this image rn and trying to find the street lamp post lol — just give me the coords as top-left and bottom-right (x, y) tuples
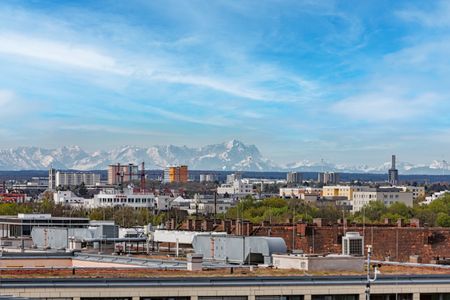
(366, 245), (379, 300)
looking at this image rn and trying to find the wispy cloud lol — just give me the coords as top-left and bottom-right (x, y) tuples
(396, 1), (450, 28)
(0, 89), (14, 107)
(332, 92), (441, 122)
(0, 32), (130, 75)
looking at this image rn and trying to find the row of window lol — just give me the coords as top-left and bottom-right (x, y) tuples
(99, 198), (154, 203)
(32, 294), (450, 300)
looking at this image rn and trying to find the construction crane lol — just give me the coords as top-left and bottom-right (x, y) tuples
(116, 162), (147, 193)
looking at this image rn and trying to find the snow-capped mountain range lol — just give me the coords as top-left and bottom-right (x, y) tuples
(0, 140), (449, 174)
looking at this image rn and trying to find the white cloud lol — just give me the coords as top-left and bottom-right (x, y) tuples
(332, 92), (440, 122)
(0, 32), (130, 75)
(0, 89), (14, 106)
(396, 1), (450, 28)
(146, 106), (235, 127)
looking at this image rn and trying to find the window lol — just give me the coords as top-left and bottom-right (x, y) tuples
(312, 295), (358, 300)
(257, 297), (303, 300)
(199, 297), (247, 300)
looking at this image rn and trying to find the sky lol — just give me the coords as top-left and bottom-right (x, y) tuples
(0, 0), (449, 166)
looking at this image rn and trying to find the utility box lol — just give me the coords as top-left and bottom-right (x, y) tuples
(187, 253), (203, 271)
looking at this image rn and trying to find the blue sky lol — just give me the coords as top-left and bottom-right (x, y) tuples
(0, 0), (449, 165)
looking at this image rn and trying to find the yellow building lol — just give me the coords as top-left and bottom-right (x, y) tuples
(322, 185), (371, 200)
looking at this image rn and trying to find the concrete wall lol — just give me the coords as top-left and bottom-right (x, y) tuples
(2, 279), (450, 300)
(272, 254), (364, 272)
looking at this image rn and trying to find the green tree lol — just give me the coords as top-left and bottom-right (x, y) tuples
(436, 212), (450, 227)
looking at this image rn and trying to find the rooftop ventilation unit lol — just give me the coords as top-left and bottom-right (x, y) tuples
(342, 232), (364, 256)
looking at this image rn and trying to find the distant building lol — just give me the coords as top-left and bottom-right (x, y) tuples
(286, 172), (303, 184)
(217, 179), (253, 196)
(422, 190), (449, 205)
(49, 168), (101, 190)
(226, 173), (241, 184)
(199, 174), (215, 182)
(352, 187), (413, 212)
(91, 187), (156, 209)
(53, 191), (88, 206)
(322, 185), (372, 201)
(163, 165), (188, 183)
(108, 163), (139, 185)
(388, 155), (399, 185)
(0, 214), (90, 238)
(318, 172), (340, 184)
(380, 185), (425, 200)
(0, 193), (30, 203)
(279, 187), (322, 199)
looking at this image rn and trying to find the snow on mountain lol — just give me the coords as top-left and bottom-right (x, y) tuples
(284, 159), (450, 175)
(0, 140), (277, 171)
(0, 141), (449, 174)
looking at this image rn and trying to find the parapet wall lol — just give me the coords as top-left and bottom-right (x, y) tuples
(168, 218), (450, 263)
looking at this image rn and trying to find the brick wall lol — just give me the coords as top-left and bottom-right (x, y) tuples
(168, 218), (450, 263)
(256, 223), (450, 263)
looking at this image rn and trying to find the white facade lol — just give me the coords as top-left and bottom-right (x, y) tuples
(54, 171), (100, 187)
(380, 185), (425, 200)
(279, 187), (322, 199)
(155, 195), (172, 211)
(352, 188), (413, 212)
(187, 200), (233, 215)
(53, 191), (89, 206)
(91, 187), (155, 209)
(199, 174), (215, 182)
(217, 180), (253, 196)
(422, 190), (449, 205)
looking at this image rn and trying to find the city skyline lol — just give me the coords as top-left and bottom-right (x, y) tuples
(1, 1), (450, 165)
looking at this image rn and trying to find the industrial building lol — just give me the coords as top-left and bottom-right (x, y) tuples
(0, 214), (90, 238)
(0, 214), (90, 248)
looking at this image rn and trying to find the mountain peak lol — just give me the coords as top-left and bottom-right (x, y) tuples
(0, 141), (275, 171)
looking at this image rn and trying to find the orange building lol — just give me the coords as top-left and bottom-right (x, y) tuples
(164, 165), (188, 183)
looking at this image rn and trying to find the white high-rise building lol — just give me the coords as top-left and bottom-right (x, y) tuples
(49, 168), (101, 190)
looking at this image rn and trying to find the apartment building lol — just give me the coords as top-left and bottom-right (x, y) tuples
(286, 172), (303, 184)
(49, 168), (100, 189)
(164, 165), (189, 183)
(279, 187), (323, 199)
(318, 172), (340, 184)
(352, 187), (413, 212)
(217, 179), (253, 196)
(107, 163), (139, 185)
(322, 185), (372, 201)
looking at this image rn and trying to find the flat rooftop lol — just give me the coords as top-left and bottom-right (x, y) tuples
(2, 274), (450, 287)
